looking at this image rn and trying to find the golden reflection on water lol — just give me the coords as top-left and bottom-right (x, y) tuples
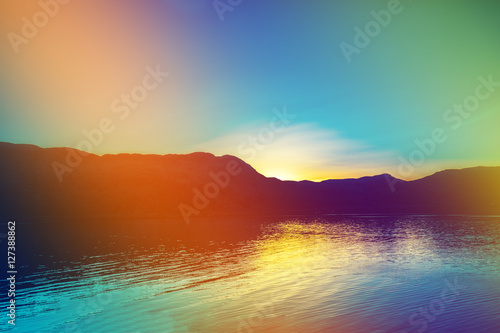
(195, 217), (499, 332)
(205, 220), (383, 332)
(21, 216), (500, 332)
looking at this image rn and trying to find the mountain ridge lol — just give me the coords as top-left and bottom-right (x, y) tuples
(1, 142), (500, 220)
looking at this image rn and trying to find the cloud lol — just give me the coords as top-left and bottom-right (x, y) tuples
(191, 122), (397, 181)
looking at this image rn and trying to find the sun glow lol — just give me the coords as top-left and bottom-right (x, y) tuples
(261, 170), (299, 181)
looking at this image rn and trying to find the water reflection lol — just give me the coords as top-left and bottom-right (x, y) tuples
(9, 215), (500, 332)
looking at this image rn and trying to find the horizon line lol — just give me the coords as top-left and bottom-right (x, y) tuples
(1, 141), (498, 183)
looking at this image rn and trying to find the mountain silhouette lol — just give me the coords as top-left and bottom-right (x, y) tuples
(1, 142), (499, 221)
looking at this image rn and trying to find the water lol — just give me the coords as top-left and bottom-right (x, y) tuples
(4, 215), (500, 332)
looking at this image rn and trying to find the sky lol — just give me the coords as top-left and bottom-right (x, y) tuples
(0, 0), (499, 181)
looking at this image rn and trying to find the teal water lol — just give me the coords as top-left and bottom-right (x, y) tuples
(3, 215), (500, 332)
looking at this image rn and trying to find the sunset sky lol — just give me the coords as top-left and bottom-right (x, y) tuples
(1, 0), (499, 181)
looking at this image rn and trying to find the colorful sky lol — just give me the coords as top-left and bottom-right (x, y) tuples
(1, 0), (499, 181)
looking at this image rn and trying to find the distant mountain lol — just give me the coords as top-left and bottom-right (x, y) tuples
(1, 142), (500, 221)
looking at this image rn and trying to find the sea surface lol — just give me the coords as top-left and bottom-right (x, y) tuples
(4, 215), (500, 332)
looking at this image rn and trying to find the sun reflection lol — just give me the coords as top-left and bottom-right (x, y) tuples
(225, 219), (390, 332)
